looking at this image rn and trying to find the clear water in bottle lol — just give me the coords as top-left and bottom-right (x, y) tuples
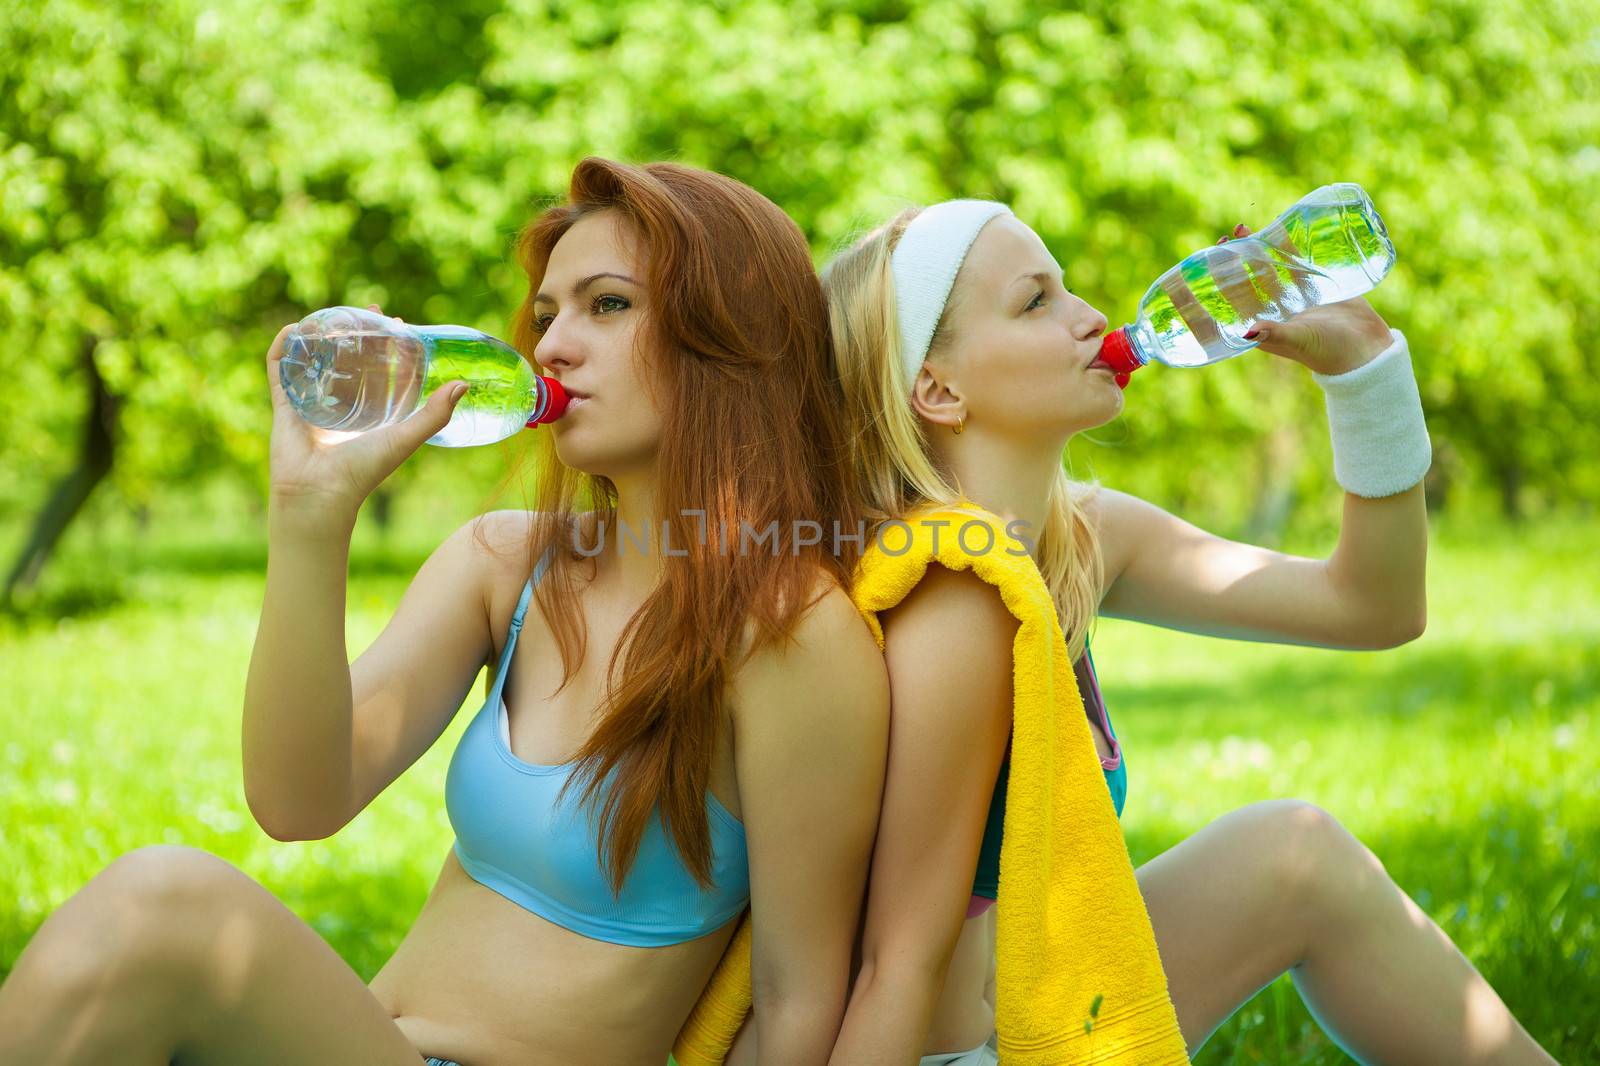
(280, 307), (564, 447)
(1101, 183), (1396, 378)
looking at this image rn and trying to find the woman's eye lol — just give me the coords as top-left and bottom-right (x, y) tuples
(1025, 290), (1047, 311)
(593, 294), (630, 315)
(532, 314), (554, 334)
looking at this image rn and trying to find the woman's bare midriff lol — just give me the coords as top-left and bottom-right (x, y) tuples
(925, 910), (997, 1054)
(926, 713), (1118, 1054)
(369, 848), (738, 1066)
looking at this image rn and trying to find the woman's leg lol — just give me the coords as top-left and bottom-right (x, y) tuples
(1136, 799), (1556, 1064)
(0, 845), (433, 1066)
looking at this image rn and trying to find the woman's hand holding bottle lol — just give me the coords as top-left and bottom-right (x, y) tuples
(1218, 223), (1395, 377)
(265, 304), (467, 528)
(1099, 182), (1399, 383)
(1215, 225), (1429, 501)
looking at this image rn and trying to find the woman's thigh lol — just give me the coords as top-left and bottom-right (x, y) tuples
(1135, 799), (1351, 1054)
(2, 845), (431, 1066)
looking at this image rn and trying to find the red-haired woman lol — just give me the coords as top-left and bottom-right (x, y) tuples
(0, 159), (889, 1066)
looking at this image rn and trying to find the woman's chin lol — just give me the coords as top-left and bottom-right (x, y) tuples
(550, 437), (602, 478)
(1055, 397), (1122, 439)
(551, 437), (654, 484)
(1088, 388), (1124, 424)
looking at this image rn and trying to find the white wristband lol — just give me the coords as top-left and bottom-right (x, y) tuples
(1311, 328), (1432, 498)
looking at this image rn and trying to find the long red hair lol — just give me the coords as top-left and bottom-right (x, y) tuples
(483, 158), (860, 893)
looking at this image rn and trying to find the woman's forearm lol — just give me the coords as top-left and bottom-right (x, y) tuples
(828, 960), (942, 1065)
(1314, 325), (1431, 646)
(753, 994), (849, 1066)
(240, 500), (360, 839)
(1325, 483), (1428, 645)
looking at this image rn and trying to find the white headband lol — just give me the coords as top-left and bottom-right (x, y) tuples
(890, 199), (1013, 390)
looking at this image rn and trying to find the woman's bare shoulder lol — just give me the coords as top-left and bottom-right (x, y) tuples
(883, 561), (1019, 653)
(729, 574), (886, 723)
(1077, 484), (1148, 599)
(461, 509), (549, 639)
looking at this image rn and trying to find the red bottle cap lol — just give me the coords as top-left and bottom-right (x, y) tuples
(525, 375), (569, 426)
(1098, 327), (1141, 390)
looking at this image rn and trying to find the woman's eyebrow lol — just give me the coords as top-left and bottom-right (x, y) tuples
(1011, 270), (1053, 289)
(534, 272), (640, 304)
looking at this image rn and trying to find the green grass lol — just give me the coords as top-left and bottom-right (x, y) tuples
(2, 498), (1596, 1063)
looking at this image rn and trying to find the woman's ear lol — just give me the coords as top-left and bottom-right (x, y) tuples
(909, 362), (965, 432)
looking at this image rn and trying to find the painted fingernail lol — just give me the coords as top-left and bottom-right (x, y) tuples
(1243, 329), (1260, 339)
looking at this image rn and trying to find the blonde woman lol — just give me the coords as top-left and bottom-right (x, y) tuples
(814, 201), (1556, 1064)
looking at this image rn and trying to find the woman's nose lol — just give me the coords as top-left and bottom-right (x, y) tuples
(535, 317), (582, 371)
(1080, 304), (1108, 339)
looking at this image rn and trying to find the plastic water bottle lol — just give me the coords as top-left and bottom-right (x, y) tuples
(279, 306), (568, 447)
(1098, 183), (1396, 386)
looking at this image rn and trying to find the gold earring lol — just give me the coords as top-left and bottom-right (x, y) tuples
(953, 415), (964, 436)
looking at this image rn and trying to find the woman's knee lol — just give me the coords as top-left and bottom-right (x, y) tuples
(41, 846), (245, 993)
(96, 844), (243, 906)
(1249, 800), (1389, 922)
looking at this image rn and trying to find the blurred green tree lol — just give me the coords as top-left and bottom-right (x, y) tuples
(2, 0), (1595, 600)
(0, 0), (520, 600)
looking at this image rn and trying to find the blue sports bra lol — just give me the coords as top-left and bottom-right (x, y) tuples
(444, 552), (750, 946)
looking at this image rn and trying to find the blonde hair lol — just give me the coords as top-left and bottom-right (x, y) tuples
(823, 207), (1104, 660)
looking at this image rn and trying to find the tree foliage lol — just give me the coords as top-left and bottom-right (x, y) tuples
(2, 0), (1595, 593)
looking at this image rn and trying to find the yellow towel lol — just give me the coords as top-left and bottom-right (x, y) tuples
(674, 502), (1190, 1065)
